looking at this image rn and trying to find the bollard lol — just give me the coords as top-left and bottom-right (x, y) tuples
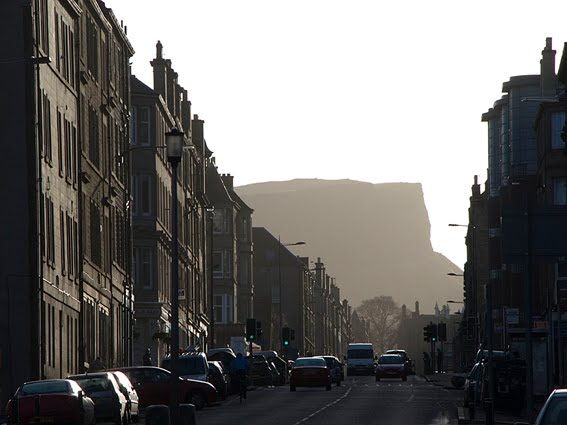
(179, 404), (196, 425)
(484, 398), (494, 425)
(145, 405), (170, 425)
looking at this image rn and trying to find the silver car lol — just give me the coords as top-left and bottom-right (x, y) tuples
(535, 389), (567, 425)
(69, 372), (128, 424)
(112, 371), (140, 423)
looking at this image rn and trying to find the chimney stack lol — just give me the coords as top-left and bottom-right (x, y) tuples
(150, 41), (170, 106)
(181, 90), (192, 134)
(192, 114), (204, 149)
(221, 174), (234, 191)
(540, 37), (557, 98)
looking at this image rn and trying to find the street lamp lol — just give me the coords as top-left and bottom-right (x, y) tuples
(278, 237), (306, 352)
(165, 127), (183, 425)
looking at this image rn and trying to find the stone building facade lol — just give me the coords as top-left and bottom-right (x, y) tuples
(0, 0), (134, 408)
(130, 42), (211, 367)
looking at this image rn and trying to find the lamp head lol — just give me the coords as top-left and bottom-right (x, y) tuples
(165, 127), (184, 163)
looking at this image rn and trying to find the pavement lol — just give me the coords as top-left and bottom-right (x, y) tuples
(421, 372), (538, 425)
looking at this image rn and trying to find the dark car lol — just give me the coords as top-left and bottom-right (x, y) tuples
(290, 357), (332, 392)
(385, 349), (412, 374)
(207, 361), (230, 399)
(2, 379), (95, 425)
(107, 366), (218, 410)
(323, 356), (343, 386)
(250, 360), (274, 387)
(68, 372), (128, 425)
(207, 349), (236, 373)
(375, 354), (407, 381)
(267, 361), (281, 386)
(463, 362), (482, 408)
(535, 389), (567, 425)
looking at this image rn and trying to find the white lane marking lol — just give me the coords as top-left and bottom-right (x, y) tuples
(293, 388), (352, 425)
(405, 394), (415, 403)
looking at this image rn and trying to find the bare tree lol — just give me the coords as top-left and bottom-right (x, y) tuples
(357, 296), (401, 354)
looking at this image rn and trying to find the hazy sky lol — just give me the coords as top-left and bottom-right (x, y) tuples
(106, 0), (567, 268)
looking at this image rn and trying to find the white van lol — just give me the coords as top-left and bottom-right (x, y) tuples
(345, 343), (375, 376)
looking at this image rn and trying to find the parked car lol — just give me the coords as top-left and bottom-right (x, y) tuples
(162, 351), (210, 382)
(207, 361), (230, 399)
(463, 362), (482, 408)
(107, 366), (218, 410)
(256, 351), (288, 384)
(290, 357), (332, 392)
(535, 388), (567, 425)
(68, 372), (128, 425)
(375, 354), (407, 381)
(111, 371), (140, 423)
(267, 361), (281, 386)
(1, 379), (95, 425)
(207, 349), (236, 373)
(250, 359), (274, 387)
(322, 356), (343, 386)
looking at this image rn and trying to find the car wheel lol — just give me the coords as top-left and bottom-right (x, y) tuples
(402, 376), (407, 382)
(375, 376), (380, 382)
(336, 380), (341, 387)
(290, 385), (296, 392)
(326, 384), (332, 391)
(189, 391), (206, 410)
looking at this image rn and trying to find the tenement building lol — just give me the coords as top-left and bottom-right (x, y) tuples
(130, 42), (211, 366)
(0, 0), (134, 407)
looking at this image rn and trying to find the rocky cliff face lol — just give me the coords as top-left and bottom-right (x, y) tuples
(237, 179), (463, 311)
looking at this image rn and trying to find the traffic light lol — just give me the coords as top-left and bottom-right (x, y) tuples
(282, 327), (291, 346)
(246, 318), (257, 341)
(423, 324), (431, 342)
(290, 328), (295, 341)
(430, 323), (438, 342)
(438, 322), (447, 342)
(256, 321), (263, 338)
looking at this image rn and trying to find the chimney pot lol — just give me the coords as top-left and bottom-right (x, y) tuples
(156, 40), (163, 59)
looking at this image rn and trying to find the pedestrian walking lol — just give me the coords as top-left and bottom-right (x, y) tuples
(143, 348), (153, 366)
(422, 352), (431, 374)
(437, 348), (443, 373)
(89, 356), (106, 372)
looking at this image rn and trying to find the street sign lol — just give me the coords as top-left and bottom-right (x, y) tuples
(502, 206), (567, 263)
(504, 307), (519, 325)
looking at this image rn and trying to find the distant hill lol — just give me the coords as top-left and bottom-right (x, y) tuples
(237, 179), (463, 311)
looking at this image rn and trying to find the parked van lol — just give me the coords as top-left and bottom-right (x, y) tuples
(345, 343), (375, 376)
(162, 351), (210, 382)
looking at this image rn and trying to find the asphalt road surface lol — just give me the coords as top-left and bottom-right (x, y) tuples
(195, 375), (461, 425)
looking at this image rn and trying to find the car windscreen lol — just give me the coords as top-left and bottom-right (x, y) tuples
(347, 349), (373, 359)
(71, 377), (112, 395)
(538, 396), (567, 425)
(294, 358), (326, 367)
(20, 381), (69, 395)
(379, 355), (403, 364)
(163, 357), (206, 375)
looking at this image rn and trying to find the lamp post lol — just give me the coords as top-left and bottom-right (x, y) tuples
(449, 222), (493, 424)
(165, 127), (183, 425)
(277, 237), (305, 352)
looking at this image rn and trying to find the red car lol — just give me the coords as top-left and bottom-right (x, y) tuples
(375, 354), (407, 381)
(107, 366), (218, 410)
(290, 357), (332, 392)
(3, 379), (95, 425)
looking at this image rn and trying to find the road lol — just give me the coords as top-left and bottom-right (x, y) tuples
(195, 375), (461, 425)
